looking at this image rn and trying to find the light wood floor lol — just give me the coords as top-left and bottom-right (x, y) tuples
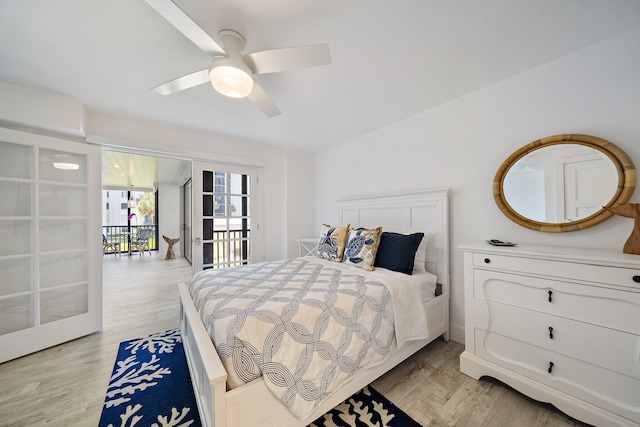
(0, 253), (592, 427)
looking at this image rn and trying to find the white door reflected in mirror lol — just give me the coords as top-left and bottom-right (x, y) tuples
(503, 144), (619, 224)
(493, 134), (635, 232)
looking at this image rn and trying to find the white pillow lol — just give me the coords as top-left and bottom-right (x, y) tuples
(412, 234), (430, 274)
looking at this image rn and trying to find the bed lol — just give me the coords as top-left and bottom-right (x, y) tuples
(178, 189), (450, 427)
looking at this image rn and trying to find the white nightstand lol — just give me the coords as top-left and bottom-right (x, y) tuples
(297, 238), (318, 257)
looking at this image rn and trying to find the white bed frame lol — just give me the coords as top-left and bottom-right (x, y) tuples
(178, 189), (450, 427)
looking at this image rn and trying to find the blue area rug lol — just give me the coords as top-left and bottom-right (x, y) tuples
(310, 386), (423, 427)
(99, 329), (422, 427)
(99, 329), (200, 427)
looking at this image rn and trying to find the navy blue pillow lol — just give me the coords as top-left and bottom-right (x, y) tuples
(374, 232), (424, 275)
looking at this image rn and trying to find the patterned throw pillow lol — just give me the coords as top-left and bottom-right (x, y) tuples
(342, 227), (382, 271)
(316, 224), (350, 262)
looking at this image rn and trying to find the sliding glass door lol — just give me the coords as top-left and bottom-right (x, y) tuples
(0, 128), (101, 363)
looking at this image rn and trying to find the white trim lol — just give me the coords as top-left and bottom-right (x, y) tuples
(86, 134), (266, 168)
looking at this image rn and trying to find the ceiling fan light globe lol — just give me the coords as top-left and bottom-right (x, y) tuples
(210, 65), (254, 98)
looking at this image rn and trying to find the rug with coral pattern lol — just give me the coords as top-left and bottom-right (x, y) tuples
(99, 329), (422, 427)
(99, 329), (199, 427)
(310, 386), (422, 427)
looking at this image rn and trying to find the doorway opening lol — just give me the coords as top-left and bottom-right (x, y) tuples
(101, 149), (191, 260)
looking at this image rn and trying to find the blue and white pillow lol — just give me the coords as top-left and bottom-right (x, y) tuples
(342, 227), (382, 271)
(316, 224), (350, 262)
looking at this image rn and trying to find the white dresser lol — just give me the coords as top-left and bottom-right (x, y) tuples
(459, 243), (640, 427)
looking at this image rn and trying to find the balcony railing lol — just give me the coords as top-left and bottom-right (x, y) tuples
(104, 226), (250, 266)
(204, 229), (250, 268)
(103, 225), (157, 254)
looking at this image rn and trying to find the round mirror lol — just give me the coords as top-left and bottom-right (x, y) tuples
(493, 134), (636, 232)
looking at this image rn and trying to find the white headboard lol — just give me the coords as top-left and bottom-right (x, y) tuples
(337, 189), (450, 287)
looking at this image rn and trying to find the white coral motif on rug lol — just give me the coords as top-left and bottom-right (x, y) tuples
(103, 329), (196, 427)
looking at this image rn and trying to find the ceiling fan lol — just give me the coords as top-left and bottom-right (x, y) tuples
(145, 0), (332, 118)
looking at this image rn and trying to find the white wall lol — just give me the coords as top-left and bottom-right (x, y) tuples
(0, 81), (86, 138)
(314, 29), (640, 343)
(284, 149), (316, 258)
(157, 182), (181, 258)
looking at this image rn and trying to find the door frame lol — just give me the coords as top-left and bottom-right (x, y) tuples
(182, 178), (192, 264)
(88, 139), (265, 268)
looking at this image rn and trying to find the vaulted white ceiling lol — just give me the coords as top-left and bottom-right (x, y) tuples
(1, 0), (639, 153)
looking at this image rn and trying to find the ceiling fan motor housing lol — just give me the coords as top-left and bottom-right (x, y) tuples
(217, 29), (246, 55)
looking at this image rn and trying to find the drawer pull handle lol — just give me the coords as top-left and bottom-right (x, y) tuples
(548, 362), (554, 374)
(633, 275), (640, 283)
(484, 258), (491, 264)
(548, 327), (554, 339)
(548, 290), (553, 302)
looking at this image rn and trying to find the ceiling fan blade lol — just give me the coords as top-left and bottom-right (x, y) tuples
(151, 69), (210, 95)
(245, 44), (331, 74)
(145, 0), (225, 56)
(247, 81), (281, 118)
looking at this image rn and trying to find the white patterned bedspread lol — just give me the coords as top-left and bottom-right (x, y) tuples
(189, 257), (434, 418)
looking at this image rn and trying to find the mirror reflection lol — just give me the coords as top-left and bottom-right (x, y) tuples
(503, 144), (619, 224)
(493, 134), (636, 232)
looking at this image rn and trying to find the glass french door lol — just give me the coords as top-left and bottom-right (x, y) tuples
(192, 162), (261, 272)
(0, 128), (102, 363)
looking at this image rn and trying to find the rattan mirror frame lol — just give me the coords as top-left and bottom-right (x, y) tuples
(493, 134), (636, 232)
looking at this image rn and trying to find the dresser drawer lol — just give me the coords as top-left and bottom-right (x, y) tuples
(473, 269), (640, 335)
(473, 253), (640, 290)
(474, 299), (640, 380)
(475, 329), (640, 423)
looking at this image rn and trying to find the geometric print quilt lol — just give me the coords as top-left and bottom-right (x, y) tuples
(189, 258), (396, 419)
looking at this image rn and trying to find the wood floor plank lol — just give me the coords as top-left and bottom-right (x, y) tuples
(0, 254), (593, 426)
(0, 253), (192, 427)
(371, 338), (592, 427)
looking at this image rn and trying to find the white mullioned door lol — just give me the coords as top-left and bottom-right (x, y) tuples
(191, 161), (261, 273)
(0, 127), (102, 363)
(563, 158), (618, 221)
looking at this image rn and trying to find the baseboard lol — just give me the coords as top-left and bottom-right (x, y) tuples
(448, 322), (464, 344)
